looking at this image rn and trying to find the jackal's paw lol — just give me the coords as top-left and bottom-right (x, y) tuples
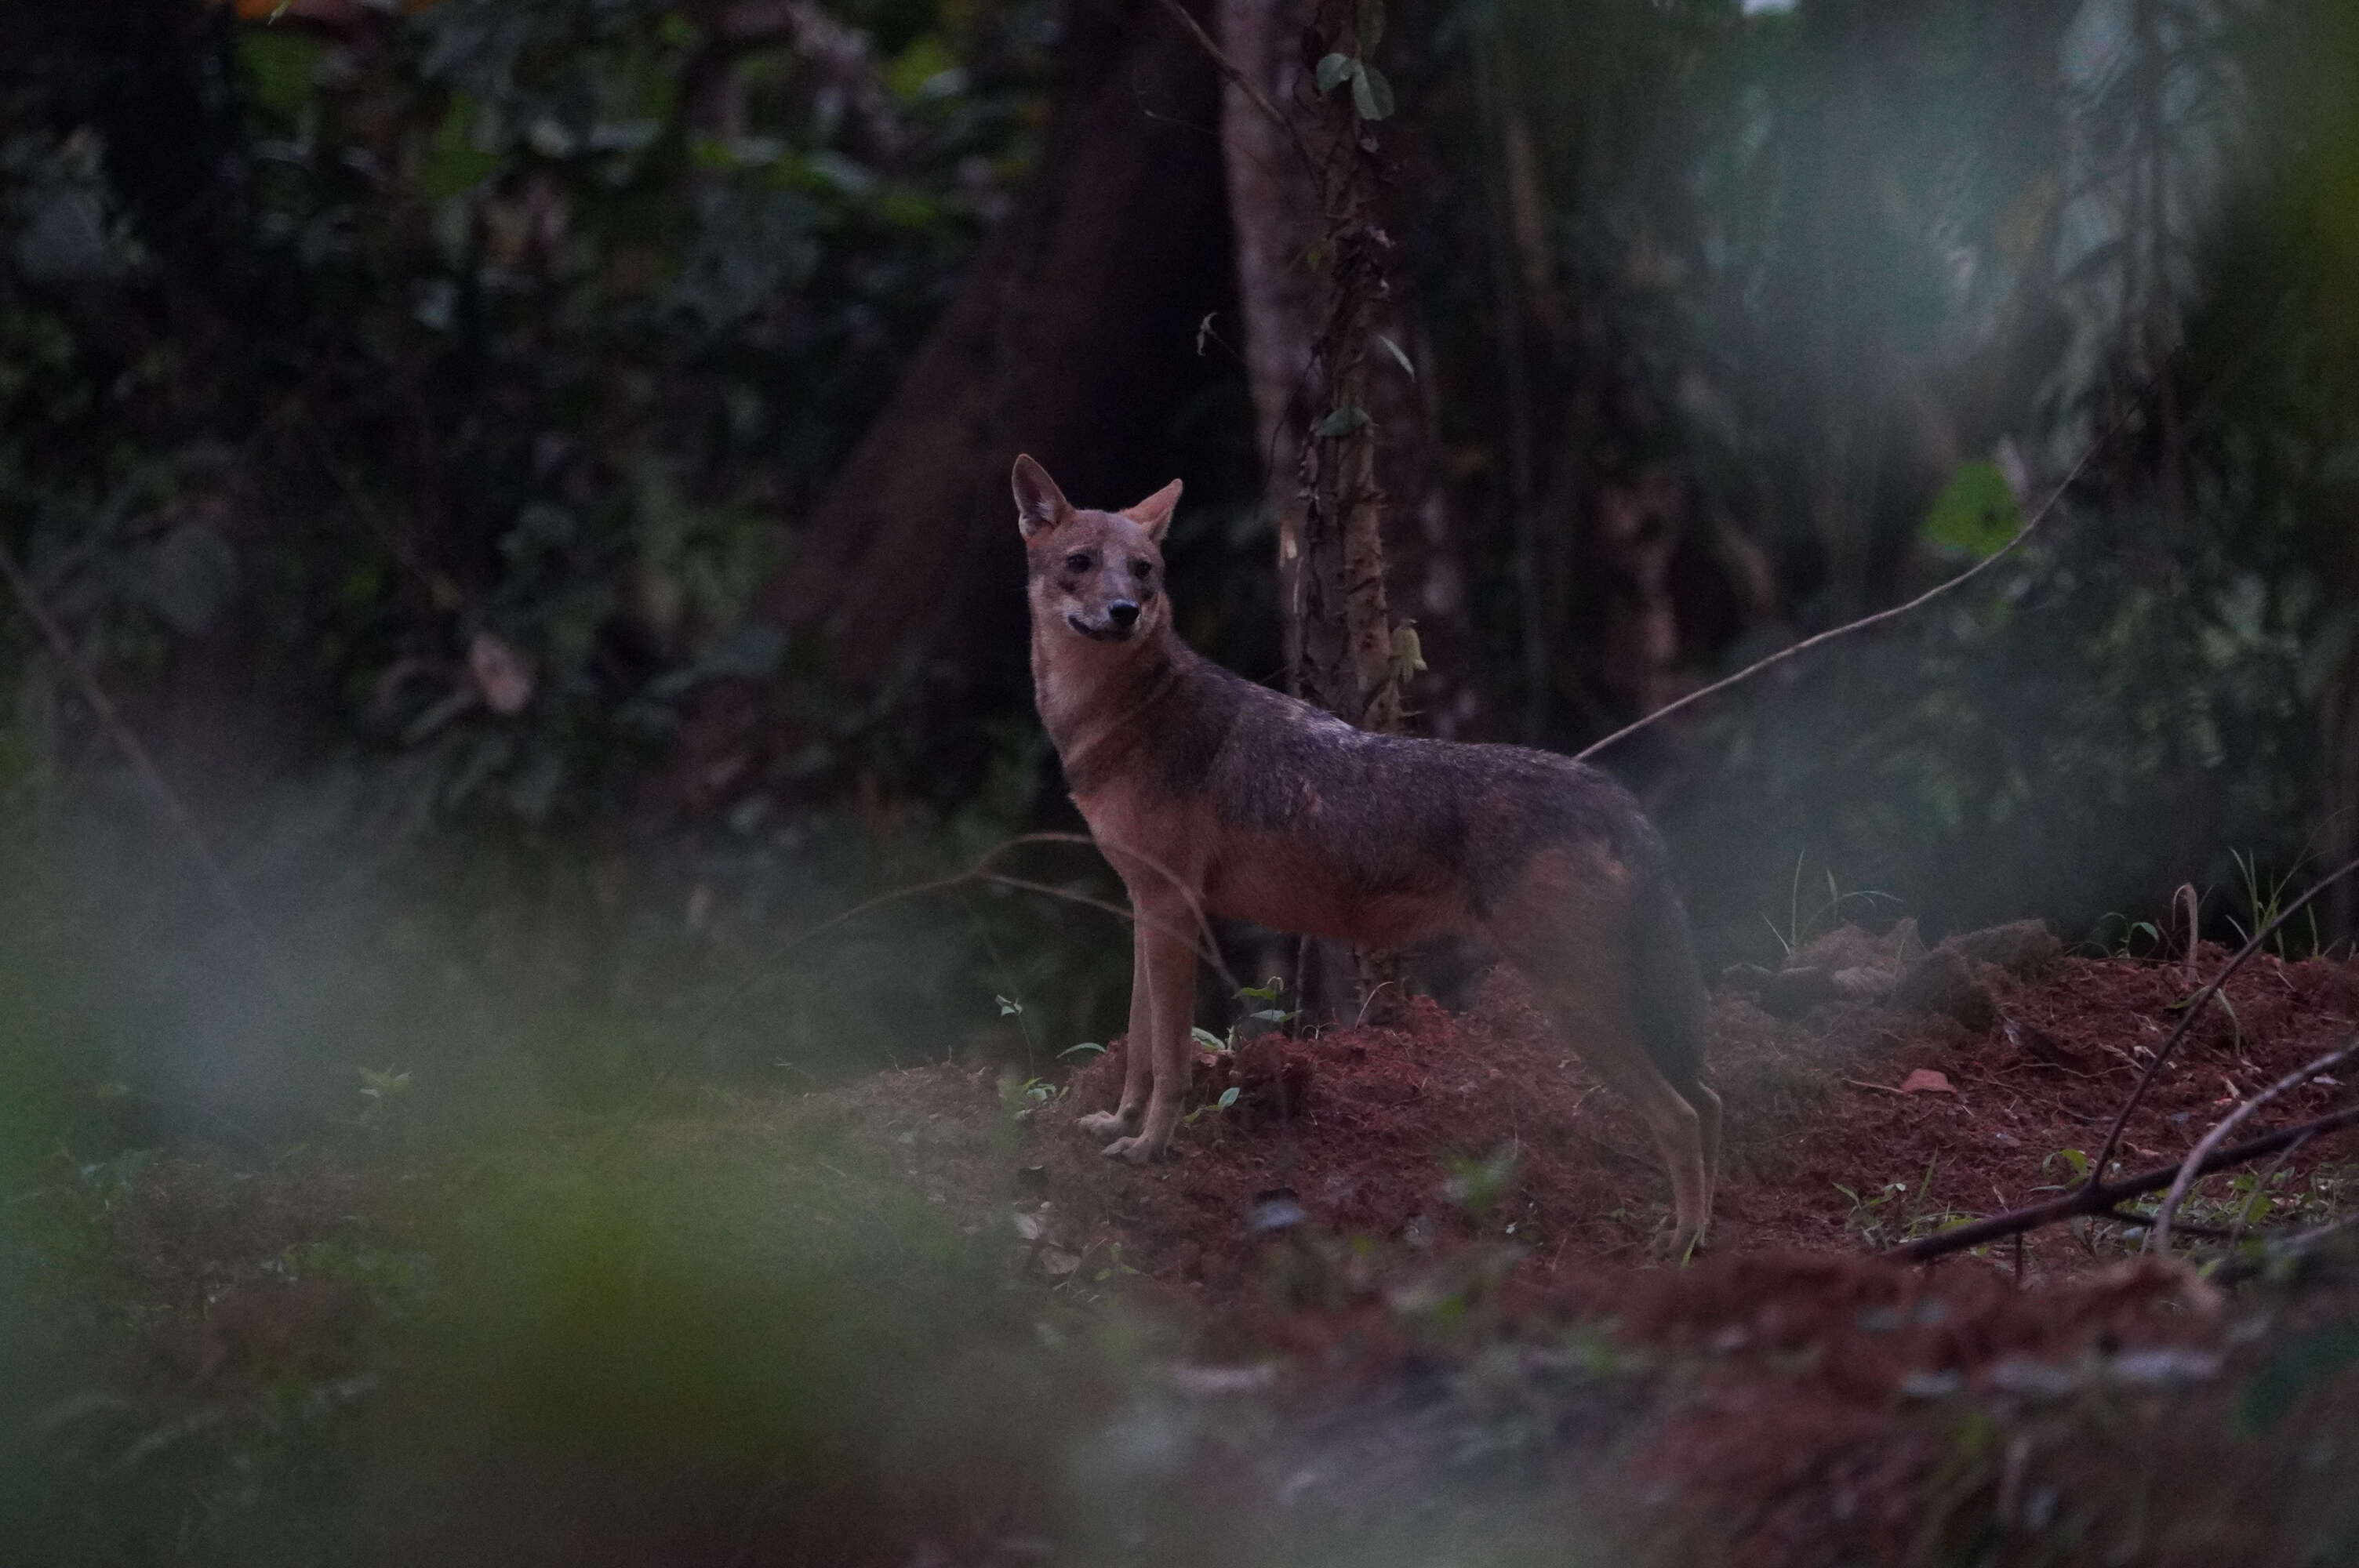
(1076, 1110), (1136, 1140)
(1099, 1134), (1169, 1164)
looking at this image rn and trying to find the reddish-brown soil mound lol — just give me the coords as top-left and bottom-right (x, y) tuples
(60, 931), (2359, 1568)
(807, 932), (2359, 1306)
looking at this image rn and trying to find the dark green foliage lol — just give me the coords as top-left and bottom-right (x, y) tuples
(1408, 0), (2359, 949)
(0, 0), (1050, 829)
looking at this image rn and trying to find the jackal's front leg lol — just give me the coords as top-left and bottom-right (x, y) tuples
(1099, 901), (1196, 1163)
(1077, 918), (1154, 1142)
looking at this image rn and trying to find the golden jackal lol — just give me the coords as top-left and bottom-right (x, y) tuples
(1013, 456), (1721, 1251)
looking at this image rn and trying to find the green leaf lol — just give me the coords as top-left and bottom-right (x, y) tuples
(1315, 53), (1358, 95)
(1351, 64), (1395, 121)
(238, 31), (322, 120)
(1190, 1026), (1229, 1053)
(802, 150), (878, 198)
(1314, 405), (1371, 438)
(1376, 332), (1416, 379)
(423, 98), (502, 199)
(1216, 1086), (1241, 1110)
(1356, 0), (1386, 55)
(885, 34), (960, 103)
(1921, 459), (2021, 559)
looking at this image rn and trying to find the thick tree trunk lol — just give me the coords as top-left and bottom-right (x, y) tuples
(660, 0), (1232, 815)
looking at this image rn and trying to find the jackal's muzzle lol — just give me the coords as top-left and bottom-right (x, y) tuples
(1067, 601), (1140, 642)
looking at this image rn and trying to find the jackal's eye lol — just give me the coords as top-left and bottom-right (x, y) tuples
(1130, 560), (1154, 580)
(1063, 552), (1092, 573)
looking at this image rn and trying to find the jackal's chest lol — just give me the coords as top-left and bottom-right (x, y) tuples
(1068, 785), (1196, 887)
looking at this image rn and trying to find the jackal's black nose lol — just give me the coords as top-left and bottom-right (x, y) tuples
(1107, 601), (1140, 628)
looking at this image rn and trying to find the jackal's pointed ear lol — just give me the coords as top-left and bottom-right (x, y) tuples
(1123, 478), (1183, 543)
(1011, 455), (1072, 541)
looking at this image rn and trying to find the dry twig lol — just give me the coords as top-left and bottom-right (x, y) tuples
(1893, 855), (2359, 1263)
(772, 829), (1238, 990)
(2084, 851), (2359, 1183)
(1889, 1101), (2359, 1261)
(0, 535), (265, 941)
(1151, 0), (1316, 178)
(677, 829), (1242, 1069)
(2146, 1039), (2357, 1252)
(1575, 413), (2122, 764)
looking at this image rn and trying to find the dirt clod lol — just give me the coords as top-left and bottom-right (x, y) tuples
(1941, 917), (2063, 975)
(1891, 946), (1997, 1028)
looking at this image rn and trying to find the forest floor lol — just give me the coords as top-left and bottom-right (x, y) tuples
(20, 923), (2359, 1565)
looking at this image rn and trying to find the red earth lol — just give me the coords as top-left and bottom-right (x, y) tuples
(74, 924), (2359, 1566)
(779, 927), (2359, 1564)
(812, 927), (2359, 1307)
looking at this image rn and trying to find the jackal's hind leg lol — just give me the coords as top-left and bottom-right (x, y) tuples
(1078, 920), (1154, 1142)
(1686, 1077), (1724, 1225)
(1100, 902), (1196, 1163)
(1610, 1057), (1711, 1258)
(1492, 873), (1714, 1253)
(1518, 960), (1714, 1256)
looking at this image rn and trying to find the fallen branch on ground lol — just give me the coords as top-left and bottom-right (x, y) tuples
(1888, 1102), (2359, 1262)
(2147, 1039), (2358, 1252)
(2081, 852), (2359, 1185)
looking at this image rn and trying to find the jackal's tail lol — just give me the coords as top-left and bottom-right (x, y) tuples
(1632, 863), (1710, 1094)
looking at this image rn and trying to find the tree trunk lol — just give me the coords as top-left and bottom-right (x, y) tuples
(1219, 0), (1478, 736)
(659, 0), (1233, 815)
(1219, 0), (1476, 1020)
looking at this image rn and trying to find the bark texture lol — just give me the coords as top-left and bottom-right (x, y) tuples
(1218, 0), (1477, 739)
(1218, 0), (1453, 1020)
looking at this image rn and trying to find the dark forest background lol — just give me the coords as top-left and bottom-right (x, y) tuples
(5, 0), (2358, 1134)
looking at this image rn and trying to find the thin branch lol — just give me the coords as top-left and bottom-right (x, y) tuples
(2147, 1039), (2358, 1252)
(1888, 1101), (2359, 1262)
(2084, 851), (2359, 1183)
(976, 872), (1241, 997)
(775, 830), (1231, 982)
(1153, 0), (1317, 180)
(0, 535), (264, 940)
(1573, 416), (2120, 764)
(678, 831), (1242, 1063)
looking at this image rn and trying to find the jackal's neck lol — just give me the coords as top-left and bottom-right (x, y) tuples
(1030, 618), (1190, 775)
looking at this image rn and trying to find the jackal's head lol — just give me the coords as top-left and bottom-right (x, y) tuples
(1011, 455), (1181, 647)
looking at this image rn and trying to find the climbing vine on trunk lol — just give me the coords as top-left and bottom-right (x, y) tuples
(1285, 0), (1411, 738)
